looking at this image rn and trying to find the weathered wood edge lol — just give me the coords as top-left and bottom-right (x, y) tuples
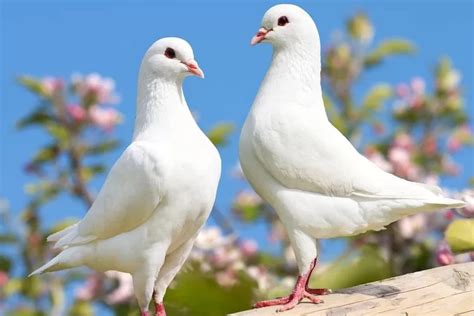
(229, 262), (474, 316)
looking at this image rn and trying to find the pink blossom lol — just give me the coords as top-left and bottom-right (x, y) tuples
(409, 96), (423, 109)
(246, 266), (270, 290)
(104, 271), (134, 305)
(447, 136), (462, 153)
(73, 73), (120, 105)
(75, 273), (101, 301)
(398, 214), (427, 239)
(393, 133), (414, 151)
(67, 104), (87, 122)
(388, 147), (410, 165)
(211, 247), (240, 268)
(234, 190), (263, 207)
(195, 227), (233, 250)
(269, 221), (287, 243)
(215, 269), (237, 287)
(436, 242), (454, 266)
(388, 147), (419, 180)
(442, 159), (460, 176)
(444, 210), (454, 221)
(457, 191), (474, 218)
(0, 271), (9, 287)
(365, 149), (393, 172)
(411, 77), (425, 95)
(395, 83), (410, 98)
(239, 239), (258, 257)
(89, 106), (122, 132)
(447, 125), (471, 153)
(423, 174), (439, 186)
(41, 77), (64, 97)
(422, 135), (437, 156)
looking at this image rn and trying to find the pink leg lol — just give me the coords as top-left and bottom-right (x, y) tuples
(253, 258), (331, 312)
(154, 301), (166, 316)
(304, 258), (332, 295)
(140, 311), (150, 316)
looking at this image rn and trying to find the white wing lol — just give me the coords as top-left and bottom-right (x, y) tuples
(251, 107), (441, 200)
(54, 141), (164, 248)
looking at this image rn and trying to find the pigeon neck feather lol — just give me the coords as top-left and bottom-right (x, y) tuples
(255, 39), (327, 119)
(133, 69), (193, 140)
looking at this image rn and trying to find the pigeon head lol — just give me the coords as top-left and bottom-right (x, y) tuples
(251, 4), (319, 49)
(142, 37), (204, 79)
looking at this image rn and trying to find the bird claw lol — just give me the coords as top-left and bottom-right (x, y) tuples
(305, 287), (332, 295)
(254, 289), (326, 312)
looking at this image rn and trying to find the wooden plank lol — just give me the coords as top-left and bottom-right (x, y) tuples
(230, 262), (474, 316)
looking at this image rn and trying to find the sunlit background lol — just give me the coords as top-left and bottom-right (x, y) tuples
(1, 0), (473, 315)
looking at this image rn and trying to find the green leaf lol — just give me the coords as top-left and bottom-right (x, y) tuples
(0, 255), (12, 272)
(0, 234), (17, 244)
(17, 108), (54, 129)
(45, 123), (69, 146)
(445, 219), (474, 253)
(4, 278), (22, 296)
(309, 246), (392, 290)
(347, 13), (373, 42)
(233, 204), (262, 222)
(166, 263), (256, 315)
(32, 144), (59, 164)
(17, 76), (46, 96)
(69, 300), (94, 316)
(85, 140), (119, 155)
(207, 122), (234, 147)
(21, 276), (42, 298)
(361, 84), (392, 114)
(365, 39), (415, 67)
(81, 164), (106, 181)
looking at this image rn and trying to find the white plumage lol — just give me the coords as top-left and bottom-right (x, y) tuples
(31, 38), (221, 316)
(240, 4), (465, 312)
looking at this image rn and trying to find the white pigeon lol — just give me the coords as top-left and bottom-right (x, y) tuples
(239, 4), (465, 312)
(30, 37), (221, 316)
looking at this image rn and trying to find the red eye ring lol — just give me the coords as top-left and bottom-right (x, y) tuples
(164, 47), (176, 59)
(278, 16), (289, 26)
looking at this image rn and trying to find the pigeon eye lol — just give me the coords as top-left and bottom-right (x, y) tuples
(164, 48), (176, 59)
(278, 16), (289, 26)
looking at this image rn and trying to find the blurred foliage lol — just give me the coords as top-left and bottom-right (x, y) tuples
(445, 219), (474, 253)
(1, 11), (473, 316)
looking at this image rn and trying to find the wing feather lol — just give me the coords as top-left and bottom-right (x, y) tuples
(57, 141), (164, 247)
(252, 109), (439, 200)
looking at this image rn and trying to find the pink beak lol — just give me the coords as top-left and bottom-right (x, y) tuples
(183, 60), (204, 78)
(251, 28), (270, 45)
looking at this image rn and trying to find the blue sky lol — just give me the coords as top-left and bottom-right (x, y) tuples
(1, 0), (473, 263)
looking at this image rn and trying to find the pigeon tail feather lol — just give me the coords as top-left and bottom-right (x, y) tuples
(424, 197), (466, 209)
(47, 223), (78, 242)
(29, 247), (88, 277)
(54, 232), (96, 249)
(29, 255), (62, 276)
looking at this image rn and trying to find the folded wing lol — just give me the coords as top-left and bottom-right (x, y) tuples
(252, 114), (454, 202)
(52, 141), (164, 248)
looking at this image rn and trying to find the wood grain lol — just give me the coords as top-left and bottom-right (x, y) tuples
(230, 262), (474, 316)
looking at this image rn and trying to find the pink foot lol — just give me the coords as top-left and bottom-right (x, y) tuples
(253, 258), (331, 312)
(306, 287), (332, 295)
(140, 311), (150, 316)
(253, 290), (324, 312)
(154, 302), (166, 316)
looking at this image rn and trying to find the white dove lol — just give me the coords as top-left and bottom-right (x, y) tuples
(239, 4), (465, 312)
(30, 37), (221, 316)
